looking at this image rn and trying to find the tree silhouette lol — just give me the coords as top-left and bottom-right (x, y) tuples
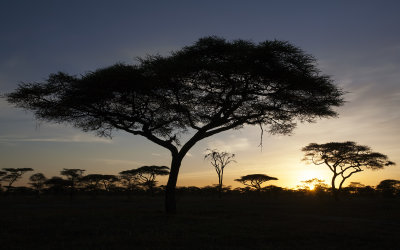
(81, 174), (103, 192)
(376, 179), (400, 197)
(119, 169), (141, 191)
(135, 166), (170, 194)
(344, 182), (366, 195)
(1, 168), (33, 194)
(60, 168), (85, 196)
(302, 141), (395, 200)
(0, 170), (6, 192)
(7, 37), (344, 213)
(29, 173), (47, 196)
(81, 174), (119, 192)
(44, 176), (71, 194)
(204, 149), (235, 197)
(119, 166), (169, 194)
(297, 178), (328, 192)
(235, 174), (278, 191)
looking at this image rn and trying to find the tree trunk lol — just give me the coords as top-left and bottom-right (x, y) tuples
(218, 174), (222, 198)
(331, 175), (339, 201)
(165, 155), (182, 214)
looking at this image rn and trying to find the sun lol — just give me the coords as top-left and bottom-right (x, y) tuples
(307, 183), (316, 190)
(296, 169), (326, 190)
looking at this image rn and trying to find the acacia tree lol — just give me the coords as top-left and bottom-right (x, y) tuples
(297, 178), (327, 191)
(119, 169), (141, 191)
(97, 174), (119, 191)
(60, 168), (85, 196)
(1, 168), (34, 194)
(302, 141), (395, 200)
(44, 177), (71, 194)
(135, 166), (170, 194)
(0, 170), (6, 192)
(81, 174), (119, 192)
(7, 37), (343, 213)
(235, 174), (278, 191)
(376, 179), (400, 197)
(119, 166), (169, 194)
(29, 173), (47, 195)
(81, 174), (103, 192)
(204, 149), (236, 197)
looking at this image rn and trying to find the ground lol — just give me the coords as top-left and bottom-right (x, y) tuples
(1, 194), (399, 249)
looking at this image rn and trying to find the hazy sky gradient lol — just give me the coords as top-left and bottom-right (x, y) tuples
(1, 0), (399, 188)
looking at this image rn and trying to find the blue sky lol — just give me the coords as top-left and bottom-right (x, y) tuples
(1, 0), (399, 188)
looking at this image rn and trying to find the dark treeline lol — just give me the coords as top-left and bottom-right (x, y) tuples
(1, 167), (399, 199)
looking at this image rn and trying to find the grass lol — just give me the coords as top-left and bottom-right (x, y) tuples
(1, 194), (400, 249)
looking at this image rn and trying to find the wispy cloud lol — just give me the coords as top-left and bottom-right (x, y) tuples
(0, 134), (112, 144)
(207, 137), (250, 153)
(92, 158), (142, 166)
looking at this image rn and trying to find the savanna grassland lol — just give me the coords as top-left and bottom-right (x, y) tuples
(1, 194), (399, 250)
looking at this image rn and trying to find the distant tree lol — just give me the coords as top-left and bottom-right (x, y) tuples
(302, 141), (395, 200)
(44, 177), (71, 194)
(98, 174), (119, 191)
(235, 174), (278, 192)
(81, 174), (119, 192)
(376, 179), (400, 197)
(135, 166), (170, 194)
(1, 168), (34, 194)
(344, 182), (366, 195)
(60, 168), (85, 196)
(0, 170), (6, 192)
(261, 185), (285, 196)
(29, 173), (47, 195)
(81, 174), (102, 192)
(297, 178), (328, 193)
(7, 37), (344, 213)
(119, 169), (141, 192)
(204, 149), (236, 197)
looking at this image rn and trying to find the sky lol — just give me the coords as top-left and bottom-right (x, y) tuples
(1, 0), (399, 189)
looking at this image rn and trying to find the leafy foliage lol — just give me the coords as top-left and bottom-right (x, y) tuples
(7, 37), (344, 212)
(7, 37), (343, 145)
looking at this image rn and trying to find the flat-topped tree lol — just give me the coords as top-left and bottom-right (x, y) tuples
(81, 174), (119, 192)
(302, 141), (395, 200)
(376, 179), (400, 197)
(60, 168), (85, 196)
(136, 166), (170, 194)
(119, 169), (141, 191)
(6, 37), (344, 213)
(0, 171), (6, 191)
(29, 173), (47, 195)
(235, 174), (278, 191)
(1, 168), (34, 194)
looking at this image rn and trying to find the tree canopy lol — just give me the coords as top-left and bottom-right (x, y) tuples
(120, 166), (170, 193)
(6, 36), (344, 213)
(302, 141), (395, 199)
(376, 179), (400, 197)
(1, 168), (34, 193)
(29, 173), (47, 193)
(235, 174), (278, 191)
